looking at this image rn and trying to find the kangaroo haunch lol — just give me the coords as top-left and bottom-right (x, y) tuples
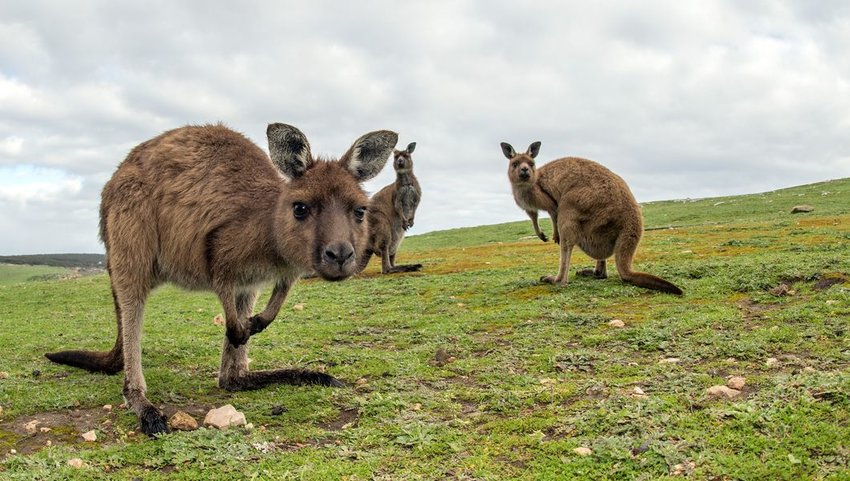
(46, 123), (398, 437)
(501, 141), (683, 295)
(360, 141), (423, 274)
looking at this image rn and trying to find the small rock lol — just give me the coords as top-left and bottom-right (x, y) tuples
(355, 377), (368, 386)
(24, 420), (40, 434)
(412, 403), (422, 411)
(0, 371), (8, 379)
(826, 300), (838, 305)
(169, 411), (198, 431)
(727, 376), (746, 390)
(671, 461), (696, 476)
(0, 406), (4, 417)
(9, 449), (16, 455)
(706, 385), (741, 399)
(573, 447), (593, 456)
(45, 440), (51, 447)
(245, 423), (254, 430)
(204, 404), (246, 429)
(659, 357), (681, 364)
(292, 303), (305, 311)
(608, 319), (625, 328)
(270, 405), (287, 416)
(213, 314), (225, 326)
(790, 205), (814, 214)
(632, 386), (647, 397)
(103, 404), (112, 411)
(456, 302), (466, 307)
(68, 458), (84, 469)
(766, 357), (780, 368)
(39, 427), (51, 433)
(803, 366), (817, 373)
(769, 283), (794, 297)
(81, 430), (97, 442)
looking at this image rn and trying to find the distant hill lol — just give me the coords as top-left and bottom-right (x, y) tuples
(0, 253), (105, 269)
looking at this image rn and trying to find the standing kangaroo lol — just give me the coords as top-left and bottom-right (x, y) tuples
(45, 123), (398, 436)
(360, 142), (423, 274)
(501, 141), (682, 295)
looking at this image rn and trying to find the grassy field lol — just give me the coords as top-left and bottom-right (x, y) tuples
(0, 264), (74, 286)
(0, 178), (848, 480)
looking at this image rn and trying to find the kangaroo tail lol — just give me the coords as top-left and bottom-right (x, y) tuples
(45, 349), (124, 374)
(620, 271), (683, 295)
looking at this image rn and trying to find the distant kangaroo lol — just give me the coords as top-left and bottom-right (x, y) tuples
(359, 142), (423, 274)
(46, 123), (398, 436)
(501, 141), (682, 295)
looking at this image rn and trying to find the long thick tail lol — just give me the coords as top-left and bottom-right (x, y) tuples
(620, 271), (683, 295)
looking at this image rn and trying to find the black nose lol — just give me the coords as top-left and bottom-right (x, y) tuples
(323, 242), (355, 267)
(520, 167), (529, 173)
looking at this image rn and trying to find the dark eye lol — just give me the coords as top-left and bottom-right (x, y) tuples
(511, 161), (519, 168)
(354, 206), (366, 222)
(293, 202), (310, 220)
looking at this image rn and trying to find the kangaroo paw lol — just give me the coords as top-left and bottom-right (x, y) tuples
(139, 406), (170, 437)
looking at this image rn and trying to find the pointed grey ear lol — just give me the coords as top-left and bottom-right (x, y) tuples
(340, 130), (398, 181)
(500, 142), (516, 159)
(406, 142), (416, 154)
(527, 141), (541, 159)
(267, 123), (313, 179)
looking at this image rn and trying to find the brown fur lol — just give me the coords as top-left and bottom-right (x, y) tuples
(360, 142), (422, 274)
(501, 142), (683, 295)
(46, 123), (398, 436)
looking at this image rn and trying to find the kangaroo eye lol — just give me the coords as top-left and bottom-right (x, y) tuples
(354, 206), (366, 221)
(511, 161), (519, 168)
(293, 202), (310, 220)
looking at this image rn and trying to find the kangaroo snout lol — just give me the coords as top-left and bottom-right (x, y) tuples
(319, 241), (357, 279)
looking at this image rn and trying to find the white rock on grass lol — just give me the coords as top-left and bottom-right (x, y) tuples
(632, 386), (647, 398)
(81, 430), (97, 442)
(68, 458), (84, 469)
(659, 357), (681, 364)
(727, 376), (746, 390)
(706, 385), (741, 399)
(573, 447), (593, 456)
(608, 319), (625, 328)
(766, 357), (780, 368)
(0, 371), (9, 379)
(169, 411), (199, 431)
(204, 404), (246, 429)
(24, 420), (39, 434)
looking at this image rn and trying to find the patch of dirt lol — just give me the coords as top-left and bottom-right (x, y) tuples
(737, 298), (781, 322)
(813, 274), (847, 291)
(318, 408), (359, 431)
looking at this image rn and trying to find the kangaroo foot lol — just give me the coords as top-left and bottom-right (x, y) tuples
(386, 264), (422, 274)
(139, 405), (170, 437)
(577, 268), (607, 279)
(540, 275), (566, 285)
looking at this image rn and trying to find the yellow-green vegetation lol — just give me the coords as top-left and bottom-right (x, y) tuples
(0, 264), (73, 286)
(0, 179), (848, 480)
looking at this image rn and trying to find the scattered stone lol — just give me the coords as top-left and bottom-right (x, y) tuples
(245, 423), (254, 430)
(81, 430), (97, 442)
(766, 357), (780, 368)
(790, 205), (814, 214)
(356, 377), (368, 386)
(659, 357), (681, 364)
(68, 458), (84, 469)
(706, 385), (741, 399)
(803, 366), (817, 373)
(769, 283), (794, 297)
(0, 371), (9, 379)
(9, 449), (16, 455)
(826, 300), (838, 305)
(608, 319), (625, 328)
(213, 314), (225, 326)
(169, 411), (199, 431)
(103, 404), (113, 411)
(292, 303), (305, 311)
(573, 447), (593, 456)
(45, 440), (51, 447)
(671, 461), (696, 476)
(412, 403), (422, 411)
(204, 404), (246, 429)
(727, 376), (746, 390)
(270, 405), (287, 416)
(631, 386), (647, 398)
(39, 427), (51, 433)
(24, 420), (40, 434)
(456, 302), (466, 307)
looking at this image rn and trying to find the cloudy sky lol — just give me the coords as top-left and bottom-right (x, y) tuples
(1, 1), (848, 255)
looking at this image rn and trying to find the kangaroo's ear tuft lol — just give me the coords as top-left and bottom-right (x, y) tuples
(406, 142), (416, 154)
(267, 123), (313, 179)
(500, 142), (516, 159)
(340, 130), (398, 181)
(527, 141), (541, 159)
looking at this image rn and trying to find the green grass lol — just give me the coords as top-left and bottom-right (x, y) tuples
(0, 264), (74, 286)
(1, 178), (848, 480)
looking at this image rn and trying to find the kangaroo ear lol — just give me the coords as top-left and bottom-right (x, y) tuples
(267, 123), (313, 179)
(340, 130), (398, 181)
(527, 141), (541, 159)
(406, 142), (416, 154)
(500, 142), (516, 159)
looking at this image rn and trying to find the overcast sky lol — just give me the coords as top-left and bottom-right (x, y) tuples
(1, 1), (848, 255)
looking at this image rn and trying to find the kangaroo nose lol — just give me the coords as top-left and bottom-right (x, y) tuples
(323, 242), (355, 267)
(520, 166), (529, 173)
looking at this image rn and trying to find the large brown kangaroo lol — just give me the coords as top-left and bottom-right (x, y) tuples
(501, 141), (682, 295)
(359, 142), (423, 274)
(46, 123), (398, 436)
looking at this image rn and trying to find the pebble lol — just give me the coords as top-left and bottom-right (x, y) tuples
(803, 366), (817, 373)
(68, 458), (84, 469)
(659, 357), (681, 364)
(727, 376), (746, 390)
(0, 371), (8, 379)
(608, 319), (625, 328)
(24, 420), (40, 434)
(292, 303), (305, 311)
(39, 427), (51, 433)
(706, 385), (741, 399)
(169, 411), (199, 431)
(102, 404), (112, 411)
(766, 357), (780, 368)
(82, 430), (97, 442)
(671, 461), (696, 475)
(213, 314), (225, 325)
(204, 404), (246, 429)
(632, 386), (647, 397)
(0, 405), (4, 417)
(9, 449), (16, 455)
(573, 447), (593, 456)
